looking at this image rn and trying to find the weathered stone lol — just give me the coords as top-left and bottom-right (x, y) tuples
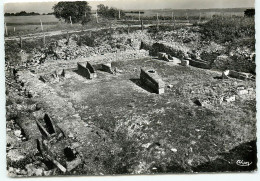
(77, 63), (93, 79)
(222, 70), (250, 80)
(102, 63), (114, 74)
(140, 68), (165, 94)
(86, 62), (97, 78)
(224, 95), (236, 103)
(238, 89), (248, 95)
(61, 69), (66, 77)
(158, 52), (167, 60)
(181, 59), (189, 66)
(66, 157), (82, 172)
(189, 59), (210, 69)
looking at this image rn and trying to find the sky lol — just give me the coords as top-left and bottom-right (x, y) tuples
(4, 0), (255, 13)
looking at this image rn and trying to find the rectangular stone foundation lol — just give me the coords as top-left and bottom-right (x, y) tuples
(140, 68), (165, 94)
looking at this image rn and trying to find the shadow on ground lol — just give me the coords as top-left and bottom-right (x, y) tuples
(192, 140), (257, 173)
(130, 78), (156, 94)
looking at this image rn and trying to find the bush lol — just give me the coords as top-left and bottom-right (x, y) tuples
(200, 16), (255, 45)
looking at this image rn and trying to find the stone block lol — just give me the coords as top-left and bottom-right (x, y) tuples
(181, 59), (189, 66)
(140, 68), (165, 94)
(222, 70), (249, 80)
(77, 63), (93, 79)
(189, 59), (210, 69)
(102, 63), (114, 74)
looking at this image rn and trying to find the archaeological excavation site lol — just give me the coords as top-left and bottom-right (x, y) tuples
(4, 2), (256, 177)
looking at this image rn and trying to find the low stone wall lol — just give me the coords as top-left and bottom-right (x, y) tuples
(189, 59), (211, 69)
(140, 41), (189, 60)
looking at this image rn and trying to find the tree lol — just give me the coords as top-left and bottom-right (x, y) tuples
(53, 1), (91, 24)
(97, 4), (125, 19)
(244, 9), (255, 17)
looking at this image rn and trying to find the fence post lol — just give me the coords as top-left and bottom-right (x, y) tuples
(128, 24), (130, 34)
(139, 11), (140, 21)
(119, 10), (120, 19)
(69, 16), (72, 26)
(43, 33), (46, 46)
(141, 20), (144, 31)
(186, 12), (189, 23)
(40, 19), (43, 31)
(19, 36), (23, 49)
(14, 27), (15, 32)
(5, 23), (8, 36)
(156, 13), (159, 31)
(96, 11), (99, 23)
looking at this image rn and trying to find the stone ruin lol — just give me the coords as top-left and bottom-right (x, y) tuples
(181, 59), (189, 66)
(188, 58), (210, 69)
(77, 62), (97, 79)
(222, 70), (254, 80)
(140, 68), (165, 94)
(93, 62), (114, 74)
(158, 52), (174, 62)
(77, 62), (115, 79)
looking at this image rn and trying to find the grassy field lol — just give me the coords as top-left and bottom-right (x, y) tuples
(4, 8), (247, 37)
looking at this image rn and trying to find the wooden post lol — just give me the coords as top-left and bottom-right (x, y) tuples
(5, 23), (8, 36)
(43, 33), (46, 46)
(69, 16), (72, 26)
(119, 10), (120, 19)
(96, 11), (99, 23)
(14, 27), (15, 32)
(186, 12), (189, 23)
(128, 24), (130, 34)
(40, 19), (43, 31)
(172, 12), (175, 27)
(139, 11), (140, 21)
(19, 36), (22, 49)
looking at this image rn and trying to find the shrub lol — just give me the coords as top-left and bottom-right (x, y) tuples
(200, 16), (255, 46)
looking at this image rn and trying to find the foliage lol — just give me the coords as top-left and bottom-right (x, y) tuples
(5, 11), (40, 16)
(53, 1), (91, 24)
(244, 9), (255, 17)
(97, 4), (125, 19)
(200, 16), (255, 45)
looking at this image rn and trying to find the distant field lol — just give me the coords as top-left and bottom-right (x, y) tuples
(5, 15), (60, 25)
(125, 8), (246, 17)
(4, 8), (247, 36)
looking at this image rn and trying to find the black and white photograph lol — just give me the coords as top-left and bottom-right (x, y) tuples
(3, 0), (257, 178)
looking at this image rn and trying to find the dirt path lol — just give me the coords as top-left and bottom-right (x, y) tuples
(4, 22), (192, 41)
